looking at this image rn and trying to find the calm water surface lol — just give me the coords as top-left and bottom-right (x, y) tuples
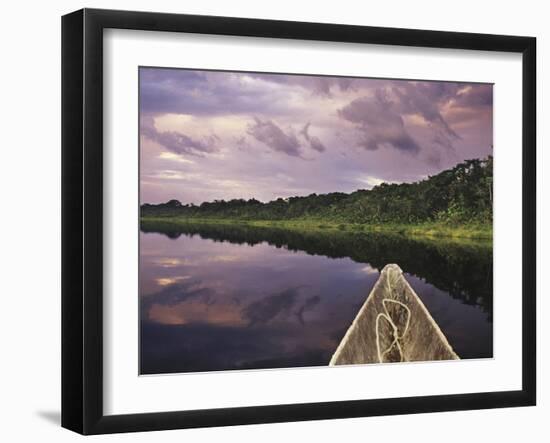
(140, 223), (493, 374)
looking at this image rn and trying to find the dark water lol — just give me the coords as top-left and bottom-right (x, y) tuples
(140, 222), (493, 374)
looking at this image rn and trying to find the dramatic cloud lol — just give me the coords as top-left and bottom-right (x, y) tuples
(141, 115), (219, 156)
(338, 90), (421, 154)
(247, 117), (302, 157)
(248, 73), (355, 96)
(300, 123), (326, 152)
(140, 68), (296, 117)
(140, 67), (493, 204)
(392, 82), (460, 149)
(454, 83), (493, 107)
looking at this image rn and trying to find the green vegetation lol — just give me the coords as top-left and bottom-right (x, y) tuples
(140, 217), (491, 239)
(141, 157), (493, 240)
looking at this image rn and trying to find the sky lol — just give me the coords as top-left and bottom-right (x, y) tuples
(139, 67), (493, 204)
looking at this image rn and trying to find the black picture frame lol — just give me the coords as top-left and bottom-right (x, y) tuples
(62, 8), (536, 435)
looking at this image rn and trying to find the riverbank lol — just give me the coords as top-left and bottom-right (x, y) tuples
(140, 217), (492, 240)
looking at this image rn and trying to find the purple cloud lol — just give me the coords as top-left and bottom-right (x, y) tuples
(247, 117), (302, 157)
(141, 116), (219, 156)
(288, 76), (354, 97)
(391, 82), (460, 150)
(140, 68), (295, 117)
(247, 73), (355, 97)
(338, 90), (421, 154)
(454, 84), (493, 107)
(300, 123), (326, 153)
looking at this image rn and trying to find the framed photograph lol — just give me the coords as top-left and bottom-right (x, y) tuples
(62, 8), (536, 434)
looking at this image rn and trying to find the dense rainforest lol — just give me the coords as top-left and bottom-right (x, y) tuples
(141, 157), (493, 227)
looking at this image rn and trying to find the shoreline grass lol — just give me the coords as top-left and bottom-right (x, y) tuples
(140, 216), (492, 241)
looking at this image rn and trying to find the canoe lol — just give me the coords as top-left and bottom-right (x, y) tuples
(329, 263), (459, 365)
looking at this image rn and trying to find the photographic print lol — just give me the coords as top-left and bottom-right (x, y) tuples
(139, 67), (493, 375)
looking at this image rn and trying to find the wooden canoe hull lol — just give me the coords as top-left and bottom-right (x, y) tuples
(330, 264), (459, 365)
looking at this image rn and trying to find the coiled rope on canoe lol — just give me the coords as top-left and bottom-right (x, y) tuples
(375, 298), (411, 363)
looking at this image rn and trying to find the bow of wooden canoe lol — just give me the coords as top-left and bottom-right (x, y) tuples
(330, 263), (459, 365)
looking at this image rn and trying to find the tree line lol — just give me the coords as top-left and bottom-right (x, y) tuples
(141, 156), (493, 225)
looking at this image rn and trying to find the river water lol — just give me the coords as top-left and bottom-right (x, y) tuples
(139, 223), (493, 374)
